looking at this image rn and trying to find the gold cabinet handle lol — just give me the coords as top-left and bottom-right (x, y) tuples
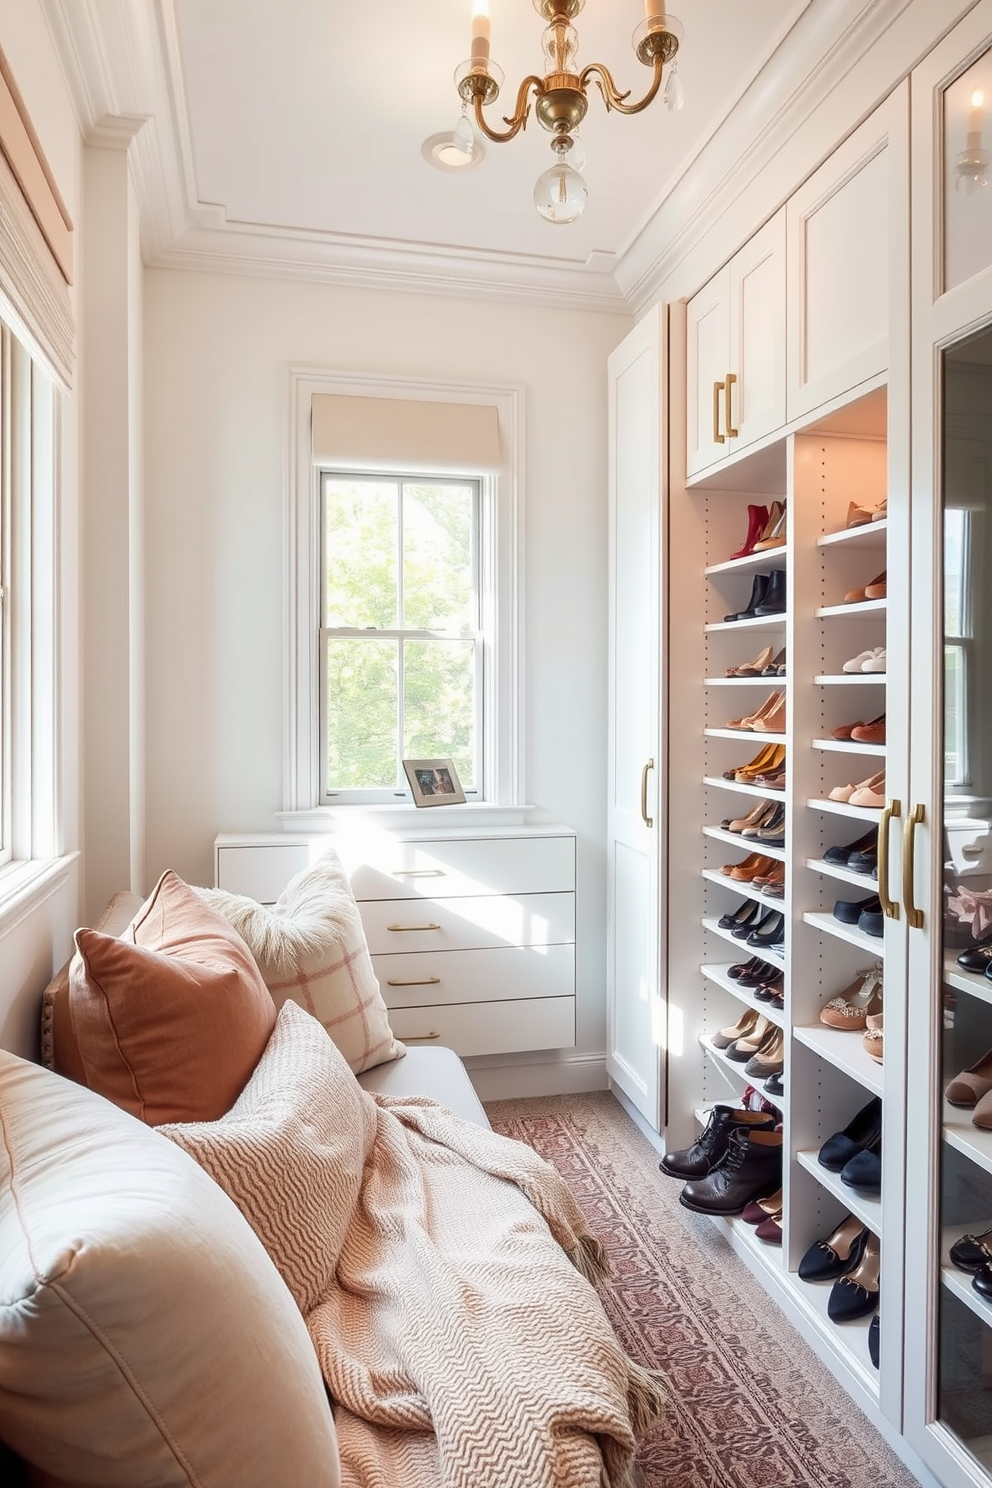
(386, 975), (442, 987)
(641, 759), (655, 829)
(387, 922), (442, 932)
(712, 381), (726, 444)
(903, 803), (925, 930)
(877, 798), (900, 920)
(404, 1031), (441, 1041)
(725, 371), (739, 437)
(392, 869), (445, 878)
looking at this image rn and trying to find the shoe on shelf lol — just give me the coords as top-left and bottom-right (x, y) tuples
(743, 803), (785, 839)
(721, 852), (776, 882)
(844, 570), (887, 604)
(760, 647), (786, 676)
(818, 1096), (882, 1171)
(824, 829), (878, 866)
(764, 1071), (784, 1098)
(972, 1090), (992, 1131)
(833, 893), (881, 926)
(842, 646), (885, 673)
(753, 502), (787, 552)
(844, 770), (886, 808)
(827, 1232), (880, 1321)
(945, 1048), (992, 1107)
(955, 935), (992, 974)
(755, 1210), (783, 1244)
(746, 909), (785, 949)
(861, 648), (887, 673)
(973, 1264), (992, 1301)
(723, 742), (780, 780)
(949, 1226), (992, 1273)
(840, 1137), (882, 1193)
(726, 644), (776, 677)
(725, 1015), (777, 1062)
(726, 690), (784, 730)
(847, 848), (879, 878)
(717, 900), (763, 933)
(752, 863), (785, 892)
(755, 769), (787, 790)
(871, 499), (888, 522)
(862, 1013), (884, 1063)
(710, 1007), (761, 1050)
(819, 963), (883, 1030)
(752, 970), (785, 999)
(726, 953), (764, 978)
(724, 572), (770, 623)
(678, 1128), (784, 1216)
(657, 1103), (776, 1179)
(851, 715), (886, 743)
(750, 693), (786, 733)
(728, 503), (771, 561)
(753, 568), (787, 616)
(742, 1188), (783, 1224)
(738, 960), (780, 988)
(799, 1216), (870, 1281)
(744, 1027), (785, 1079)
(860, 906), (885, 937)
(844, 500), (883, 529)
(734, 744), (787, 783)
(724, 799), (774, 833)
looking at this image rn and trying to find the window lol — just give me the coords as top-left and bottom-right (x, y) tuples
(320, 473), (483, 803)
(287, 371), (522, 817)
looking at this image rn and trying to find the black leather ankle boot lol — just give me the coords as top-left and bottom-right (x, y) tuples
(658, 1105), (776, 1180)
(678, 1128), (783, 1215)
(754, 568), (787, 615)
(725, 573), (769, 623)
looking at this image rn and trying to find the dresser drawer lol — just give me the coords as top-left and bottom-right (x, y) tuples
(215, 843), (311, 903)
(374, 943), (574, 1009)
(339, 834), (574, 901)
(360, 892), (574, 955)
(388, 996), (575, 1057)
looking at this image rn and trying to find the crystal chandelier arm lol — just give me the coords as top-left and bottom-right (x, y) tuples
(580, 55), (664, 116)
(472, 75), (544, 142)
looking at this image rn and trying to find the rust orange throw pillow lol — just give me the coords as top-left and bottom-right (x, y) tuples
(69, 870), (276, 1125)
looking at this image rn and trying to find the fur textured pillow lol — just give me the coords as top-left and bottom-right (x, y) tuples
(199, 849), (404, 1074)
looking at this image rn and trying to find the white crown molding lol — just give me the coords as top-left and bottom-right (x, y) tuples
(39, 0), (978, 315)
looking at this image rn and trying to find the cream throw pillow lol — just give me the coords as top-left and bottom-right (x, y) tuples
(199, 848), (405, 1074)
(0, 1050), (341, 1488)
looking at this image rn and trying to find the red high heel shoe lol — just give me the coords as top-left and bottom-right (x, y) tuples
(729, 503), (770, 560)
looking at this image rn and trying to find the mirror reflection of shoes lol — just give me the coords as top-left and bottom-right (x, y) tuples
(945, 1048), (992, 1106)
(949, 1226), (992, 1273)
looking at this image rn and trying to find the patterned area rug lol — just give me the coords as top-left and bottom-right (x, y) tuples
(486, 1092), (920, 1488)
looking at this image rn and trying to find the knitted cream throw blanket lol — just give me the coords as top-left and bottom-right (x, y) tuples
(160, 1002), (665, 1488)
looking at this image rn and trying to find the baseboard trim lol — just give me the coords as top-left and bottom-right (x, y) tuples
(609, 1081), (666, 1155)
(468, 1051), (608, 1102)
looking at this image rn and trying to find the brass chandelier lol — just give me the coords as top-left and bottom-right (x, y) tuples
(454, 0), (684, 223)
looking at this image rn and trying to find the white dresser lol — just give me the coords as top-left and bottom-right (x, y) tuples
(214, 825), (576, 1058)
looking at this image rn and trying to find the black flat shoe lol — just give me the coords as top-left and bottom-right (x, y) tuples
(824, 829), (877, 866)
(798, 1217), (869, 1281)
(949, 1226), (992, 1272)
(818, 1096), (882, 1170)
(859, 909), (885, 938)
(763, 1071), (784, 1098)
(833, 893), (881, 925)
(868, 1314), (880, 1368)
(841, 1138), (882, 1193)
(746, 910), (785, 948)
(959, 939), (992, 972)
(718, 900), (762, 933)
(738, 961), (778, 988)
(973, 1263), (992, 1300)
(847, 849), (878, 877)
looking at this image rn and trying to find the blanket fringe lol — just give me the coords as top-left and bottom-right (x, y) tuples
(626, 1359), (667, 1436)
(569, 1232), (610, 1285)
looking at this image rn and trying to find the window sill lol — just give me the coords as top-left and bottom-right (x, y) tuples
(274, 804), (537, 833)
(0, 853), (79, 939)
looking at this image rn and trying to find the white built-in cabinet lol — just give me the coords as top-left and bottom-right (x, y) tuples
(606, 305), (666, 1131)
(686, 209), (786, 479)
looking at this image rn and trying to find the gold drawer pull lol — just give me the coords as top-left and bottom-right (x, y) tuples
(405, 1031), (441, 1041)
(386, 975), (442, 987)
(387, 922), (442, 932)
(393, 869), (445, 877)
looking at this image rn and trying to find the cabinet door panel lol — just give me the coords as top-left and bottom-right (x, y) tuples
(686, 267), (730, 477)
(788, 87), (907, 421)
(730, 208), (786, 450)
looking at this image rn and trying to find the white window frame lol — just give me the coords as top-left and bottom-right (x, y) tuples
(285, 368), (524, 819)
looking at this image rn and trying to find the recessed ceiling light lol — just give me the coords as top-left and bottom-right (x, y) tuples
(422, 131), (486, 173)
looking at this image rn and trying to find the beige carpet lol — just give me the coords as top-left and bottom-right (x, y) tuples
(486, 1091), (921, 1488)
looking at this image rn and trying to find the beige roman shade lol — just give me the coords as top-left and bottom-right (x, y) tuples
(311, 393), (501, 475)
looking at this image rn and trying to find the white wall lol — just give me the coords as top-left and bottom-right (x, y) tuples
(142, 269), (630, 1077)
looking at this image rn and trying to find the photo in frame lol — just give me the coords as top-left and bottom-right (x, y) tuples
(403, 758), (467, 807)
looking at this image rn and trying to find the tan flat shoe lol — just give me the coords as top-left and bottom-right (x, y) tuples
(727, 690), (782, 730)
(862, 1013), (883, 1063)
(849, 771), (886, 808)
(727, 645), (776, 678)
(751, 693), (786, 733)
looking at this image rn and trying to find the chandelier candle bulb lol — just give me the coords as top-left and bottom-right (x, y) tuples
(471, 0), (491, 64)
(968, 88), (985, 147)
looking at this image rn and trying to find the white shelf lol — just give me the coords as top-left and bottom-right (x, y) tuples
(812, 738), (886, 757)
(806, 857), (878, 890)
(816, 598), (887, 619)
(796, 1148), (883, 1232)
(705, 727), (787, 744)
(702, 870), (785, 911)
(700, 963), (785, 1027)
(817, 519), (888, 549)
(944, 954), (992, 1006)
(793, 1024), (885, 1096)
(943, 1103), (992, 1179)
(703, 776), (786, 800)
(793, 1272), (880, 1397)
(705, 675), (786, 686)
(703, 825), (786, 860)
(814, 674), (887, 686)
(803, 911), (885, 955)
(807, 798), (883, 822)
(705, 548), (787, 577)
(705, 614), (787, 633)
(702, 916), (785, 967)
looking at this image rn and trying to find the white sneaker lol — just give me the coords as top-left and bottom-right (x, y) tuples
(842, 647), (882, 673)
(861, 648), (887, 673)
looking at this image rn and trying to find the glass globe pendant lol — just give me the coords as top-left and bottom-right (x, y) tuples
(534, 136), (587, 224)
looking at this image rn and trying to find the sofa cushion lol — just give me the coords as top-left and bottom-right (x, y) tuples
(68, 870), (276, 1125)
(198, 848), (404, 1074)
(0, 1051), (340, 1488)
(358, 1046), (489, 1127)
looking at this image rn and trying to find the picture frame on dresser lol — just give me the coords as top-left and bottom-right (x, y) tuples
(403, 758), (466, 806)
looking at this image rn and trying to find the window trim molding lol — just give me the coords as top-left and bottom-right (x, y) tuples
(285, 366), (524, 814)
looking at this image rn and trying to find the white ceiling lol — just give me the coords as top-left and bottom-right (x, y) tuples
(173, 0), (811, 269)
(41, 0), (898, 308)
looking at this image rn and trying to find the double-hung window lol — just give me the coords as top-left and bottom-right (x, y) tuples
(320, 472), (483, 802)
